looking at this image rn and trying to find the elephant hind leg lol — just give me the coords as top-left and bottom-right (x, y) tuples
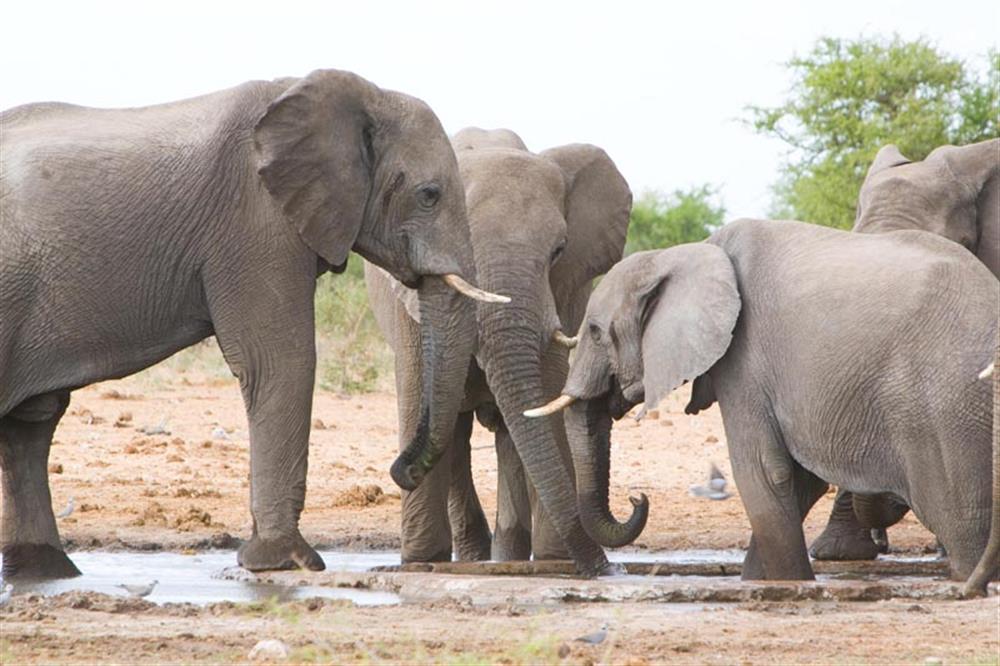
(732, 421), (827, 581)
(448, 412), (491, 561)
(809, 490), (883, 561)
(0, 390), (80, 579)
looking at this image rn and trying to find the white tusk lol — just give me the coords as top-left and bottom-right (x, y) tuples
(442, 274), (511, 304)
(524, 394), (576, 418)
(553, 331), (579, 349)
(980, 362), (994, 380)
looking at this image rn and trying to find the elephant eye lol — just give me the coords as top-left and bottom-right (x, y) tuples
(550, 241), (566, 266)
(588, 322), (602, 343)
(417, 184), (441, 209)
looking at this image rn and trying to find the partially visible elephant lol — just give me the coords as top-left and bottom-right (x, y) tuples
(0, 69), (504, 579)
(366, 127), (638, 573)
(811, 138), (1000, 562)
(529, 219), (998, 581)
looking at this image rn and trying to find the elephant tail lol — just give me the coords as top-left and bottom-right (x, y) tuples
(963, 345), (999, 597)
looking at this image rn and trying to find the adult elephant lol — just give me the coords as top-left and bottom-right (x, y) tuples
(811, 138), (1000, 561)
(365, 127), (638, 573)
(528, 219), (998, 583)
(0, 69), (505, 579)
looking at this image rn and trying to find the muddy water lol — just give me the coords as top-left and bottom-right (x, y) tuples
(4, 551), (400, 606)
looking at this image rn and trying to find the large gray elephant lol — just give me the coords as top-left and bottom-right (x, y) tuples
(811, 138), (1000, 561)
(528, 219), (998, 582)
(365, 127), (637, 573)
(0, 69), (504, 579)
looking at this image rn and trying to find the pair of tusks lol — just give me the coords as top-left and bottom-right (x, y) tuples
(442, 274), (510, 303)
(524, 394), (575, 418)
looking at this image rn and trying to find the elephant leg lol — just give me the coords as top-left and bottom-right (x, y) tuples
(731, 420), (823, 580)
(492, 424), (532, 561)
(809, 490), (882, 561)
(209, 271), (324, 572)
(0, 391), (80, 579)
(529, 345), (574, 560)
(447, 411), (491, 561)
(852, 492), (909, 555)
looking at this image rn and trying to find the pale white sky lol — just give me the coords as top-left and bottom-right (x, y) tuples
(2, 0), (996, 218)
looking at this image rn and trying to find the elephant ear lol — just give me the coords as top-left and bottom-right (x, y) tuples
(542, 144), (632, 306)
(254, 69), (378, 267)
(855, 144), (913, 226)
(639, 243), (741, 416)
(975, 165), (1000, 276)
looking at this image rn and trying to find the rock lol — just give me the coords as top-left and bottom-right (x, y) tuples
(114, 412), (133, 427)
(645, 409), (660, 420)
(48, 463), (63, 474)
(312, 418), (327, 430)
(211, 426), (229, 440)
(249, 639), (289, 661)
(705, 435), (719, 443)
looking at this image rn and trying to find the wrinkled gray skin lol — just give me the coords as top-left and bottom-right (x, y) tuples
(811, 138), (1000, 562)
(366, 128), (635, 574)
(560, 219), (997, 580)
(0, 70), (479, 579)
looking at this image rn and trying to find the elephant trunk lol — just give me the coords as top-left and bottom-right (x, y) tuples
(390, 275), (475, 491)
(478, 298), (610, 576)
(564, 395), (649, 548)
(964, 343), (1000, 596)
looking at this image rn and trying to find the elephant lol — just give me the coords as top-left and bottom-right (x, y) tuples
(810, 138), (1000, 562)
(0, 69), (506, 580)
(365, 127), (637, 574)
(527, 218), (998, 582)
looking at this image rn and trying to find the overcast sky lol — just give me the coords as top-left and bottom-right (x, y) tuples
(3, 0), (996, 218)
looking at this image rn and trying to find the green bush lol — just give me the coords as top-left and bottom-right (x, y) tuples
(314, 257), (392, 394)
(625, 186), (726, 255)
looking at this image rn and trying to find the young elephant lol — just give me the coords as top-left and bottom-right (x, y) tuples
(528, 219), (998, 582)
(366, 128), (636, 573)
(812, 138), (1000, 561)
(0, 70), (504, 579)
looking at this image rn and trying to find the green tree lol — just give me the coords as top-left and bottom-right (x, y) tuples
(625, 186), (726, 255)
(747, 36), (999, 228)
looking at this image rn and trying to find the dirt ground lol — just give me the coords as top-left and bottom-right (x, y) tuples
(2, 355), (998, 664)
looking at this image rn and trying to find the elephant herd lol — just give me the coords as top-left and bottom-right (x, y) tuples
(1, 69), (997, 595)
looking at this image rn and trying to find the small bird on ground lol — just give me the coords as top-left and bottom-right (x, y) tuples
(689, 463), (731, 500)
(116, 580), (158, 598)
(56, 496), (74, 519)
(574, 623), (609, 645)
(0, 582), (12, 607)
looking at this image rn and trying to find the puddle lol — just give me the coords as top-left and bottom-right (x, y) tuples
(3, 551), (399, 606)
(609, 549), (744, 565)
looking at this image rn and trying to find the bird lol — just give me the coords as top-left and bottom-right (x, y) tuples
(0, 583), (13, 607)
(56, 496), (74, 519)
(574, 623), (609, 645)
(689, 463), (731, 500)
(116, 580), (158, 598)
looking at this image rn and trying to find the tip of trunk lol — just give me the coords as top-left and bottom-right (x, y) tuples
(579, 492), (650, 548)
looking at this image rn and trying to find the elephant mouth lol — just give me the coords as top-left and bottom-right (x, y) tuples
(606, 377), (639, 420)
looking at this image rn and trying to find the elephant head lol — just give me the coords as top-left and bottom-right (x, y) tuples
(855, 139), (1000, 278)
(526, 244), (741, 547)
(453, 129), (633, 563)
(253, 70), (506, 489)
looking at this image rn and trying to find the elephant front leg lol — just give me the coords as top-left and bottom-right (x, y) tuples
(447, 412), (492, 561)
(492, 425), (532, 561)
(809, 489), (882, 561)
(0, 391), (81, 579)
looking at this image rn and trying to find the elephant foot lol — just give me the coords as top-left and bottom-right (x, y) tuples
(491, 526), (532, 562)
(809, 525), (881, 561)
(401, 547), (451, 564)
(2, 543), (81, 580)
(237, 533), (325, 572)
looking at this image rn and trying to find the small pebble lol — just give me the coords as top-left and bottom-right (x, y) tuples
(48, 463), (63, 474)
(211, 426), (229, 440)
(249, 639), (289, 661)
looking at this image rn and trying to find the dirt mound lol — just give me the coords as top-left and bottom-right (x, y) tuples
(333, 484), (399, 508)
